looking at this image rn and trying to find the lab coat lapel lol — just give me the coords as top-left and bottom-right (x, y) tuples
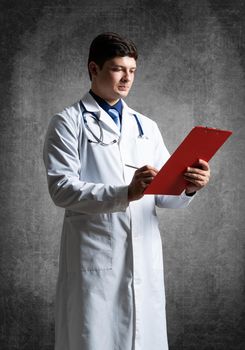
(99, 109), (121, 136)
(120, 100), (138, 141)
(81, 92), (120, 136)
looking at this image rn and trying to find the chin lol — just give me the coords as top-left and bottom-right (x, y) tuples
(117, 90), (129, 98)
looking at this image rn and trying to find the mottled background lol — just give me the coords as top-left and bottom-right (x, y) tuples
(0, 0), (244, 349)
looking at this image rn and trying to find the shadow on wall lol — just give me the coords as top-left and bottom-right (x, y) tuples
(0, 283), (54, 350)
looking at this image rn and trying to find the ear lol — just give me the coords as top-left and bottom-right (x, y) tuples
(88, 61), (99, 78)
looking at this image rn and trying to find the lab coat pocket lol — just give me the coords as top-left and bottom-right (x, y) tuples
(66, 214), (112, 272)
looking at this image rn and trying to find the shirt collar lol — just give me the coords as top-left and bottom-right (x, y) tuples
(89, 90), (123, 116)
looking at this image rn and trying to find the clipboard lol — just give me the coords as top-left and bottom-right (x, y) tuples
(144, 126), (232, 196)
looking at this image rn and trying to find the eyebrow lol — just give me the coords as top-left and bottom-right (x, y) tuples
(111, 65), (137, 69)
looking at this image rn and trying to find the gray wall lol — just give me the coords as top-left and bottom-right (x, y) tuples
(0, 0), (244, 349)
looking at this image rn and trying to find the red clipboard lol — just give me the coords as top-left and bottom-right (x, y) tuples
(144, 126), (232, 195)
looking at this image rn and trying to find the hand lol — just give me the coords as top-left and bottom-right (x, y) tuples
(128, 165), (158, 202)
(184, 159), (210, 195)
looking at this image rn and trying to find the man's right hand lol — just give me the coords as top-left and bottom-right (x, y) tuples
(128, 165), (158, 202)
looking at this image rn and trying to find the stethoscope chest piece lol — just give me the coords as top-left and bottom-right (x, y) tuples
(82, 108), (117, 146)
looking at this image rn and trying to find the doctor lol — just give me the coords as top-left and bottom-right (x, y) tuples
(43, 32), (210, 350)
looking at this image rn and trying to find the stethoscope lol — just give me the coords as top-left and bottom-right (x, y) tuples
(80, 100), (146, 146)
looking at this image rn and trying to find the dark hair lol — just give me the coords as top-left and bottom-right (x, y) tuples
(88, 32), (138, 80)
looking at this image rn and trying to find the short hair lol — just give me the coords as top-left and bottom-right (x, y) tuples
(88, 32), (138, 80)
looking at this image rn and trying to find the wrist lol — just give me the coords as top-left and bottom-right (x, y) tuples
(128, 185), (134, 202)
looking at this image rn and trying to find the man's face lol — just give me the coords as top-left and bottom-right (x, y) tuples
(90, 56), (137, 104)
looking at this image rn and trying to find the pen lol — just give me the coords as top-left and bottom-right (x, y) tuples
(125, 164), (139, 170)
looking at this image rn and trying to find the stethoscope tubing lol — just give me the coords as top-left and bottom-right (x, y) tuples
(80, 100), (145, 145)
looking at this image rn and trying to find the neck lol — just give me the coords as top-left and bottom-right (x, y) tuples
(90, 87), (119, 106)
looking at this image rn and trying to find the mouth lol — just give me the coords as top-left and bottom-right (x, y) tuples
(118, 86), (129, 90)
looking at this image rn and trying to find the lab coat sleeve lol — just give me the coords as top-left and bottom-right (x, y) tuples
(152, 123), (195, 209)
(43, 113), (129, 214)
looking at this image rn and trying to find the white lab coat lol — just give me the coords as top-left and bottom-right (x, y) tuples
(43, 92), (194, 350)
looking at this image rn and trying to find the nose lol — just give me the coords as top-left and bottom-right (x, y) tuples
(122, 70), (131, 82)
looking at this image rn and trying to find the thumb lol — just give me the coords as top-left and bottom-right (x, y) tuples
(197, 159), (209, 171)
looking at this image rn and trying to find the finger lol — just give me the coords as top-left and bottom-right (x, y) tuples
(196, 159), (210, 171)
(184, 173), (209, 182)
(184, 177), (203, 187)
(136, 169), (158, 178)
(136, 165), (159, 173)
(185, 168), (206, 175)
(184, 174), (208, 186)
(141, 176), (155, 184)
(185, 167), (211, 178)
(186, 160), (210, 173)
(184, 171), (209, 179)
(140, 180), (150, 189)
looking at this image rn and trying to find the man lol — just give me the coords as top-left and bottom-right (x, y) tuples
(43, 32), (210, 350)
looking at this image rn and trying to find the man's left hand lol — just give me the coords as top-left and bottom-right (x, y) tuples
(184, 159), (210, 195)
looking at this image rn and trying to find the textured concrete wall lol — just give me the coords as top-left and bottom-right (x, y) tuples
(0, 0), (244, 349)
